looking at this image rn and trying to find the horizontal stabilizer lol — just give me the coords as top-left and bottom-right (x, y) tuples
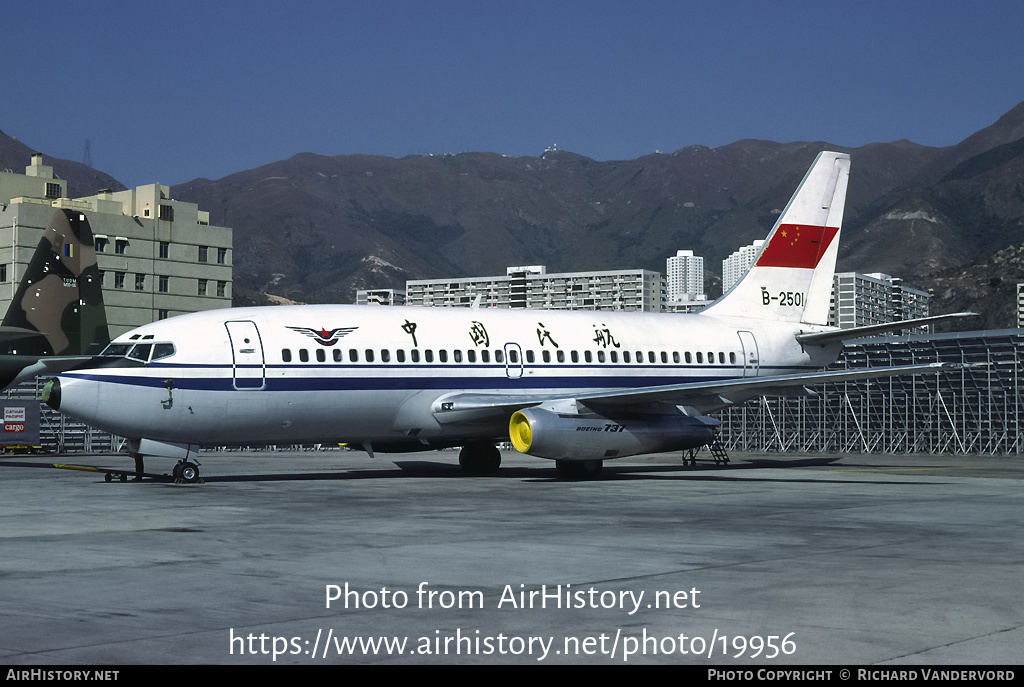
(796, 313), (978, 346)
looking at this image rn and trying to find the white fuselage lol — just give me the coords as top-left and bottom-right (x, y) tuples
(52, 303), (836, 449)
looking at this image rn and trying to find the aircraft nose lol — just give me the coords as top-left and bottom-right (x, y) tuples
(41, 377), (61, 410)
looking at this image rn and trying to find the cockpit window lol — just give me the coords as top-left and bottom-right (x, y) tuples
(100, 341), (175, 362)
(127, 344), (153, 362)
(152, 343), (176, 361)
(101, 343), (132, 357)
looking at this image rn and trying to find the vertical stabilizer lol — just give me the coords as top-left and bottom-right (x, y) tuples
(703, 151), (850, 325)
(1, 209), (109, 356)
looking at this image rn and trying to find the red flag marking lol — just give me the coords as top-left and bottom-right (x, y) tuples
(755, 224), (839, 269)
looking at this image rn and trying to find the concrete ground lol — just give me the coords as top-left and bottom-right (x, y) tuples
(1, 448), (1022, 665)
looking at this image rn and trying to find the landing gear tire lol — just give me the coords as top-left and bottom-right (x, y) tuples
(555, 459), (604, 479)
(174, 460), (202, 484)
(458, 442), (501, 474)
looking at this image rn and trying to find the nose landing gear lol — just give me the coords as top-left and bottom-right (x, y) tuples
(172, 459), (203, 484)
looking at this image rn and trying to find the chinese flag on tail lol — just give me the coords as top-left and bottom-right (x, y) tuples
(755, 224), (838, 269)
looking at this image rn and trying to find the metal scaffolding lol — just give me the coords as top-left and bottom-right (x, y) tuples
(719, 329), (1023, 455)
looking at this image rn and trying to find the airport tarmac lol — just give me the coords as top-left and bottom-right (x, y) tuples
(1, 448), (1022, 666)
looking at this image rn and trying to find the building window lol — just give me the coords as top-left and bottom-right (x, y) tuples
(0, 264), (6, 282)
(159, 204), (174, 221)
(45, 183), (62, 199)
(135, 274), (146, 291)
(217, 281), (227, 297)
(159, 276), (169, 293)
(114, 272), (125, 289)
(159, 242), (170, 259)
(217, 247), (228, 264)
(198, 246), (208, 263)
(198, 279), (208, 296)
(115, 239), (129, 254)
(95, 237), (108, 252)
(158, 310), (169, 320)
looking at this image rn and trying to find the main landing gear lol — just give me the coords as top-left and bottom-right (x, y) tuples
(458, 442), (501, 474)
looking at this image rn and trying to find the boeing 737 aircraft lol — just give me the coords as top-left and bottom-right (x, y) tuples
(43, 152), (968, 481)
(0, 208), (109, 389)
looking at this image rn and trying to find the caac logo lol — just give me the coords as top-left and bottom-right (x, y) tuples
(286, 326), (358, 346)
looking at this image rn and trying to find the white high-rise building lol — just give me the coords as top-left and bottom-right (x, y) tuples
(666, 250), (705, 311)
(722, 240), (764, 292)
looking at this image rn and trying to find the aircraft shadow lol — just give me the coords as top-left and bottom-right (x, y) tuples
(2, 454), (935, 487)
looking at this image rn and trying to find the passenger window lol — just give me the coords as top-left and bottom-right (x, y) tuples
(349, 349), (358, 363)
(439, 350), (448, 363)
(334, 349), (342, 362)
(648, 351), (656, 363)
(584, 351), (593, 363)
(673, 352), (680, 364)
(299, 349), (309, 363)
(454, 350), (462, 363)
(425, 350), (434, 363)
(494, 350), (503, 363)
(730, 352), (737, 364)
(508, 350), (519, 364)
(397, 350), (406, 363)
(707, 351), (714, 364)
(661, 352), (668, 364)
(467, 350), (476, 363)
(685, 352), (692, 364)
(556, 350), (565, 363)
(411, 350), (420, 363)
(719, 352), (726, 364)
(623, 351), (631, 363)
(526, 350), (535, 363)
(571, 351), (579, 363)
(282, 349), (292, 363)
(542, 350), (551, 363)
(610, 351), (618, 363)
(481, 350), (490, 363)
(696, 352), (703, 364)
(365, 349), (374, 363)
(381, 349), (390, 363)
(316, 349), (326, 363)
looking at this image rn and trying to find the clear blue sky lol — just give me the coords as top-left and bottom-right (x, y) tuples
(4, 0), (1022, 188)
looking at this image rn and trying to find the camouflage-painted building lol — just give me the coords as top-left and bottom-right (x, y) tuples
(0, 154), (232, 338)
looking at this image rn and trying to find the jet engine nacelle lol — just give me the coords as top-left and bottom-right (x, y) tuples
(508, 406), (717, 461)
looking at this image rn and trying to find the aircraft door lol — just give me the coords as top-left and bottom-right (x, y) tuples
(225, 320), (266, 390)
(503, 342), (524, 379)
(737, 330), (759, 377)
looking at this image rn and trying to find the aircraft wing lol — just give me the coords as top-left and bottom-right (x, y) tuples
(434, 363), (969, 417)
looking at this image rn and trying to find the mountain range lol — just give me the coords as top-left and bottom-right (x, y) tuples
(3, 100), (1023, 328)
